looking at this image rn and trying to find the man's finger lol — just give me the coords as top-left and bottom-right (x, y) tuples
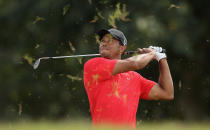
(149, 46), (163, 53)
(142, 48), (153, 53)
(137, 48), (144, 54)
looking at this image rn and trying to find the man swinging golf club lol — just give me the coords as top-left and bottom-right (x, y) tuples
(83, 28), (174, 128)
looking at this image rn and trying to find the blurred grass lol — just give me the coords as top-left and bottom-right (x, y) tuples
(0, 120), (210, 130)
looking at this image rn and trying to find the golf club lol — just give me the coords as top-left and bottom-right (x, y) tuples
(33, 49), (166, 70)
(33, 53), (100, 69)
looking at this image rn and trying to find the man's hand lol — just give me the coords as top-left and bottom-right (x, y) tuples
(137, 48), (156, 57)
(149, 46), (163, 53)
(149, 46), (167, 62)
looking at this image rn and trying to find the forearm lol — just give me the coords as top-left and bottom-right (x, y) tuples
(112, 52), (155, 75)
(126, 52), (155, 70)
(158, 59), (174, 98)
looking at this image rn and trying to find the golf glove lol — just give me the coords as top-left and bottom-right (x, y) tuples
(149, 46), (163, 53)
(149, 46), (167, 62)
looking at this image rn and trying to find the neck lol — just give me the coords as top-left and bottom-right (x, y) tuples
(108, 54), (122, 60)
(110, 56), (121, 60)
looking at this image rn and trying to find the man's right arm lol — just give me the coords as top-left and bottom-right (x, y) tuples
(112, 48), (156, 76)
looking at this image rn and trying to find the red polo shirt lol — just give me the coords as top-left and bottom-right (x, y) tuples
(83, 57), (156, 127)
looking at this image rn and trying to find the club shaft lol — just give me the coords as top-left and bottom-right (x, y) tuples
(41, 54), (101, 60)
(34, 49), (166, 69)
(39, 49), (166, 60)
(124, 49), (166, 55)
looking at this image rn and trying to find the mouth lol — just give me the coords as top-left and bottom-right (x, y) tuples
(100, 47), (109, 52)
(99, 48), (110, 57)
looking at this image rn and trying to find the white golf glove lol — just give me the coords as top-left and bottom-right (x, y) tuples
(149, 46), (167, 61)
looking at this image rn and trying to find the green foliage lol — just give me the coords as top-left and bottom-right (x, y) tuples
(33, 16), (46, 24)
(108, 3), (130, 28)
(62, 4), (70, 16)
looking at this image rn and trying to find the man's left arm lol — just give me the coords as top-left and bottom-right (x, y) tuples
(148, 53), (174, 100)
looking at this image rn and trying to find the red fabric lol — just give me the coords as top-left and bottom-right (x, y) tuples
(83, 57), (156, 127)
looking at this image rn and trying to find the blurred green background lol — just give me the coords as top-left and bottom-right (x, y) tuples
(0, 0), (209, 126)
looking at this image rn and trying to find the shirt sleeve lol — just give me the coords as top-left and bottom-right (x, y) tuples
(139, 75), (156, 100)
(84, 57), (117, 84)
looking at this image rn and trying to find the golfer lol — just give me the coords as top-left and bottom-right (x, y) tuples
(83, 28), (174, 128)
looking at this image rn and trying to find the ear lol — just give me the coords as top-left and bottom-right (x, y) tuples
(120, 45), (126, 55)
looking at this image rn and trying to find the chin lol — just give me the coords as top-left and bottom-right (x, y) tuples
(100, 51), (111, 59)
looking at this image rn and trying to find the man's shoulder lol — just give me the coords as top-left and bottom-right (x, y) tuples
(86, 57), (104, 63)
(85, 57), (104, 66)
(85, 57), (117, 66)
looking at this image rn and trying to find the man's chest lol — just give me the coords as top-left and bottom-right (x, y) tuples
(98, 73), (140, 98)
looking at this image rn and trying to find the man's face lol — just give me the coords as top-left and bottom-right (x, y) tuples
(99, 34), (124, 59)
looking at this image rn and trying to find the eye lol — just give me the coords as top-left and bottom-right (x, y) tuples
(100, 39), (106, 44)
(101, 39), (105, 42)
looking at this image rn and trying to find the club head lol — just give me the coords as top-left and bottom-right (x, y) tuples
(33, 59), (40, 69)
